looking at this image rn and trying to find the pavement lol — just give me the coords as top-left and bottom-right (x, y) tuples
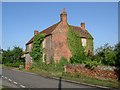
(1, 68), (116, 89)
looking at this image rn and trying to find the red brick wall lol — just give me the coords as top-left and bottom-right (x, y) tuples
(65, 64), (119, 81)
(45, 35), (53, 64)
(25, 54), (32, 70)
(52, 21), (71, 63)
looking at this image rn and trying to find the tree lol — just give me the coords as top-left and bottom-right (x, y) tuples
(114, 42), (120, 67)
(2, 46), (24, 64)
(2, 48), (13, 64)
(12, 46), (23, 60)
(95, 43), (116, 66)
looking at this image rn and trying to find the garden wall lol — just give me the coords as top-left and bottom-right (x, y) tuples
(64, 64), (120, 81)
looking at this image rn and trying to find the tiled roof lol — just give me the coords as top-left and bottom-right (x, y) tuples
(39, 22), (60, 35)
(26, 23), (93, 45)
(26, 22), (60, 45)
(70, 25), (93, 39)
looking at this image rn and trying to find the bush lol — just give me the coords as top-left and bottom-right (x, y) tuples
(30, 57), (69, 73)
(2, 46), (24, 64)
(95, 43), (116, 66)
(5, 60), (25, 68)
(70, 55), (86, 64)
(59, 57), (68, 66)
(84, 59), (99, 69)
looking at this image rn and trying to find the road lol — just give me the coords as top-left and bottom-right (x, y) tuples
(2, 68), (108, 89)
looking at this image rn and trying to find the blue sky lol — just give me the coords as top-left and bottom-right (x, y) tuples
(2, 2), (118, 51)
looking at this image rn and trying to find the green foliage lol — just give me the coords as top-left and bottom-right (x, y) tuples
(95, 43), (116, 66)
(114, 42), (120, 66)
(2, 46), (24, 65)
(19, 64), (25, 70)
(30, 34), (46, 61)
(5, 59), (25, 67)
(12, 46), (23, 60)
(2, 48), (13, 64)
(85, 38), (94, 56)
(85, 30), (93, 39)
(84, 58), (99, 69)
(31, 57), (68, 74)
(0, 47), (2, 63)
(67, 26), (86, 64)
(59, 57), (68, 64)
(50, 56), (54, 64)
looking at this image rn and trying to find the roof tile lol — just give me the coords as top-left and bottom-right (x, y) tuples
(26, 22), (60, 45)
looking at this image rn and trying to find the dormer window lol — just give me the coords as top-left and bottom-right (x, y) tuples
(82, 38), (86, 46)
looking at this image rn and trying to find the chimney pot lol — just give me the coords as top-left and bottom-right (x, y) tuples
(34, 30), (39, 35)
(81, 22), (85, 29)
(60, 8), (67, 22)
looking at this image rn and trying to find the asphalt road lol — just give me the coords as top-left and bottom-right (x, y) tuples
(2, 68), (108, 89)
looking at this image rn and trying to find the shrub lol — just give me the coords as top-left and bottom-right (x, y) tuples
(95, 43), (116, 66)
(2, 46), (25, 67)
(5, 60), (25, 68)
(70, 55), (86, 64)
(84, 59), (99, 69)
(59, 57), (68, 66)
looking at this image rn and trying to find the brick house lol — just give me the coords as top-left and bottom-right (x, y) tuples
(25, 9), (93, 65)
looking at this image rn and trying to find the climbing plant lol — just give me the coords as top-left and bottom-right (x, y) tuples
(30, 34), (46, 62)
(67, 25), (86, 63)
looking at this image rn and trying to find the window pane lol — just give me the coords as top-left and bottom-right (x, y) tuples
(82, 38), (86, 46)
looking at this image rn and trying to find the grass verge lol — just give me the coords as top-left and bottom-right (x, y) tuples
(27, 64), (119, 89)
(3, 63), (119, 89)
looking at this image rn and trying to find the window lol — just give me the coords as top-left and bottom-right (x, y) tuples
(29, 44), (32, 52)
(42, 39), (46, 48)
(82, 38), (86, 46)
(26, 45), (29, 52)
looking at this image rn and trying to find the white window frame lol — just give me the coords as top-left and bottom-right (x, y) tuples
(82, 38), (87, 46)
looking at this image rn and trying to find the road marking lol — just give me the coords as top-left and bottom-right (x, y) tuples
(13, 81), (18, 85)
(2, 75), (26, 88)
(4, 77), (7, 79)
(20, 85), (25, 88)
(8, 79), (12, 82)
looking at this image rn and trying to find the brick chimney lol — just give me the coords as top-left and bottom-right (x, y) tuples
(34, 30), (39, 35)
(81, 22), (85, 30)
(60, 8), (67, 22)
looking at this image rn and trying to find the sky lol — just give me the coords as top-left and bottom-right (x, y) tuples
(1, 0), (120, 2)
(2, 2), (118, 51)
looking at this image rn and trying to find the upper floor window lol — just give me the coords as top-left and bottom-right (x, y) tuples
(82, 38), (86, 46)
(26, 44), (32, 52)
(42, 39), (46, 48)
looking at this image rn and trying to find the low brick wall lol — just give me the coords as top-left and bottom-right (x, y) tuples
(64, 64), (120, 81)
